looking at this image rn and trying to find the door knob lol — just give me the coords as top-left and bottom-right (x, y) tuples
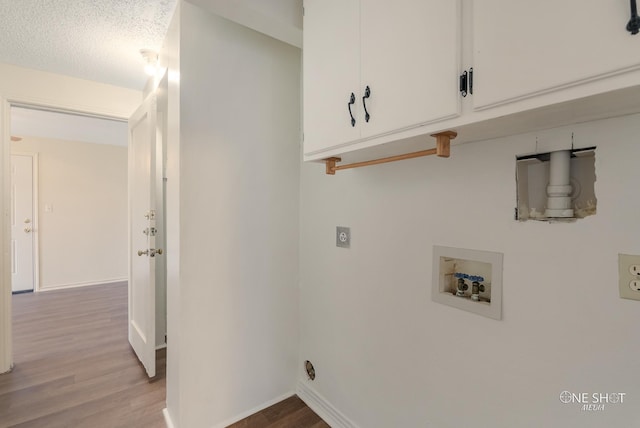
(24, 218), (31, 224)
(150, 248), (163, 257)
(138, 248), (163, 257)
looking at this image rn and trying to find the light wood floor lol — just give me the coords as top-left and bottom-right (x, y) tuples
(0, 283), (328, 428)
(0, 282), (166, 428)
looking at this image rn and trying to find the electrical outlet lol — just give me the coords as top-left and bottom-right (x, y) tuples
(336, 226), (350, 248)
(619, 254), (640, 300)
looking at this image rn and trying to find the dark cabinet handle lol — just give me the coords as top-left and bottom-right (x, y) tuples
(348, 92), (356, 127)
(362, 86), (371, 122)
(460, 71), (468, 97)
(628, 0), (640, 34)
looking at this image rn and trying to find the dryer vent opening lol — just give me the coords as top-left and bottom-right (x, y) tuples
(304, 360), (316, 381)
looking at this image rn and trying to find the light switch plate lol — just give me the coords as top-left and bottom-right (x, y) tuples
(618, 254), (640, 301)
(336, 226), (350, 248)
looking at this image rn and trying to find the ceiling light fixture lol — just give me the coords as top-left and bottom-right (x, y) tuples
(140, 49), (159, 76)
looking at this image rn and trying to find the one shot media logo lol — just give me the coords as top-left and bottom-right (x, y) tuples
(559, 391), (626, 411)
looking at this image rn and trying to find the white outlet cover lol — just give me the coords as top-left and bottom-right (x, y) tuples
(336, 226), (350, 248)
(618, 254), (640, 301)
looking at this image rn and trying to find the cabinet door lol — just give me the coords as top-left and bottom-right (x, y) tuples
(359, 0), (461, 139)
(473, 0), (640, 110)
(303, 0), (361, 155)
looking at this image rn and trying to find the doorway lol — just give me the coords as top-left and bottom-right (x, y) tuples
(9, 106), (129, 292)
(4, 96), (168, 379)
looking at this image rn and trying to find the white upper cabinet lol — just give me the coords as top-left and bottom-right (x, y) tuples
(472, 0), (640, 110)
(303, 0), (460, 157)
(359, 0), (460, 139)
(303, 1), (640, 165)
(303, 0), (360, 155)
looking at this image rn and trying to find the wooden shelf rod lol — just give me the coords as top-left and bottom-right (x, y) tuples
(325, 131), (457, 175)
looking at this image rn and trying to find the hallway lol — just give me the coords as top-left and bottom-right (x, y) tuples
(0, 282), (166, 427)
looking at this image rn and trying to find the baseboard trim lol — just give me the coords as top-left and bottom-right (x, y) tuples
(297, 381), (357, 428)
(37, 278), (127, 292)
(163, 385), (350, 428)
(211, 391), (296, 428)
(163, 408), (176, 428)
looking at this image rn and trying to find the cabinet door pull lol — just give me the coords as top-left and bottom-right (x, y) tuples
(459, 71), (468, 97)
(628, 0), (640, 34)
(362, 86), (371, 122)
(348, 92), (356, 127)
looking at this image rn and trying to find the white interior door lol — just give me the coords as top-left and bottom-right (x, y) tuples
(128, 94), (161, 378)
(10, 154), (34, 293)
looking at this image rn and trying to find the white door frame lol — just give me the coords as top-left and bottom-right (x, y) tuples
(11, 151), (39, 293)
(0, 97), (128, 373)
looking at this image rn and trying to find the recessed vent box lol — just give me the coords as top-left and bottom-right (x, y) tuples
(516, 147), (596, 222)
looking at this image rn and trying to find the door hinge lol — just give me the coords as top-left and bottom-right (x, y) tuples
(459, 67), (473, 97)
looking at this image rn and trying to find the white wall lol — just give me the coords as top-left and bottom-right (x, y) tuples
(298, 113), (640, 428)
(186, 0), (302, 48)
(0, 63), (141, 373)
(0, 62), (141, 117)
(12, 136), (128, 290)
(164, 2), (302, 426)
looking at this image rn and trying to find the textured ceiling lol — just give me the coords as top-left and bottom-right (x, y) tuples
(0, 0), (176, 90)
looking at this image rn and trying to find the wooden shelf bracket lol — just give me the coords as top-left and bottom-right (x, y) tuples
(324, 130), (457, 175)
